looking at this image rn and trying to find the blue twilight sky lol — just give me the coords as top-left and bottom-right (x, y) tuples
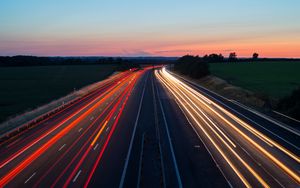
(0, 0), (300, 57)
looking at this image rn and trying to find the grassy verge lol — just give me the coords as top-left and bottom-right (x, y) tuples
(209, 61), (300, 99)
(0, 64), (116, 123)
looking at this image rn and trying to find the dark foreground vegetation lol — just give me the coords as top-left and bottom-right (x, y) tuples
(277, 87), (300, 120)
(209, 61), (300, 98)
(174, 55), (210, 78)
(0, 65), (116, 123)
(209, 61), (300, 120)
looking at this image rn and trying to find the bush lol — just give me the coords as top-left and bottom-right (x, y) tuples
(277, 87), (300, 119)
(174, 55), (210, 79)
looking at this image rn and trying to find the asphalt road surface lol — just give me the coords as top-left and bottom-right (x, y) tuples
(0, 67), (299, 188)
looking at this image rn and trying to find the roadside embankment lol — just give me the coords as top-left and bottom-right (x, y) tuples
(0, 72), (120, 139)
(170, 70), (300, 126)
(173, 71), (271, 109)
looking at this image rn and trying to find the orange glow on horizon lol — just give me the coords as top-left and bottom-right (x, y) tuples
(2, 36), (299, 58)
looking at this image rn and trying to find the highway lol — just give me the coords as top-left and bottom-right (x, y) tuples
(0, 68), (146, 187)
(0, 66), (299, 187)
(155, 67), (300, 187)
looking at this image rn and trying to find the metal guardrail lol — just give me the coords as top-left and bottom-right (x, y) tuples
(0, 96), (82, 144)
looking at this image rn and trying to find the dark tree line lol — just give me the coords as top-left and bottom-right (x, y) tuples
(0, 55), (140, 71)
(203, 53), (224, 63)
(0, 56), (52, 66)
(277, 87), (300, 120)
(110, 57), (141, 71)
(183, 52), (300, 63)
(174, 55), (210, 79)
(0, 56), (101, 66)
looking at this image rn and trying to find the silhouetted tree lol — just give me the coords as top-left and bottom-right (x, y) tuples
(252, 53), (259, 59)
(174, 55), (210, 78)
(218, 54), (224, 61)
(228, 52), (237, 61)
(203, 53), (224, 63)
(277, 87), (300, 119)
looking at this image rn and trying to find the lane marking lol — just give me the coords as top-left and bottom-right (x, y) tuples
(273, 111), (300, 123)
(0, 78), (131, 185)
(197, 108), (237, 148)
(0, 79), (123, 169)
(53, 74), (137, 188)
(72, 170), (81, 182)
(160, 70), (277, 186)
(24, 172), (36, 184)
(230, 100), (300, 136)
(78, 128), (83, 132)
(173, 97), (233, 188)
(159, 68), (300, 186)
(137, 133), (145, 188)
(172, 71), (300, 146)
(152, 77), (166, 188)
(155, 77), (183, 188)
(58, 144), (66, 151)
(119, 72), (148, 188)
(26, 79), (130, 187)
(106, 127), (110, 132)
(164, 69), (300, 161)
(84, 71), (141, 188)
(6, 138), (21, 148)
(93, 143), (99, 150)
(156, 70), (250, 187)
(160, 79), (251, 187)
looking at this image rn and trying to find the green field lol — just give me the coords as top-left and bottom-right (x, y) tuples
(0, 64), (116, 123)
(209, 61), (300, 99)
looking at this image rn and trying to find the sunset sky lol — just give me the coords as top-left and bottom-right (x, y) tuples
(0, 0), (299, 57)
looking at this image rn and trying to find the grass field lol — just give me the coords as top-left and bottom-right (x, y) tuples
(0, 64), (116, 123)
(209, 61), (300, 99)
